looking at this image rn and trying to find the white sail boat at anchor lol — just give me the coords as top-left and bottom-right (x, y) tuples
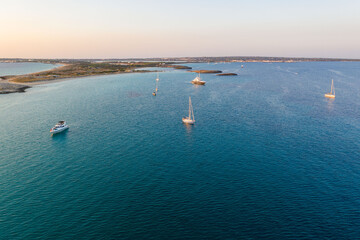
(156, 72), (160, 82)
(325, 79), (335, 98)
(182, 96), (195, 124)
(152, 73), (159, 96)
(191, 72), (206, 85)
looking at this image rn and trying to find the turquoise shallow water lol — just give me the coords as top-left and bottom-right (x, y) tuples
(1, 62), (360, 239)
(0, 62), (58, 76)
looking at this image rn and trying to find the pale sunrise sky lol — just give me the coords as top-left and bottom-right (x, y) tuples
(1, 0), (359, 59)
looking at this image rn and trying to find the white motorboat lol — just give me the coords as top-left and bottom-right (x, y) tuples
(50, 120), (69, 134)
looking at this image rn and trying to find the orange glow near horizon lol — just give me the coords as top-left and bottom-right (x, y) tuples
(1, 0), (360, 59)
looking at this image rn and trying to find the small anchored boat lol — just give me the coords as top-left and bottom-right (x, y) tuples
(156, 72), (160, 82)
(191, 72), (206, 85)
(325, 79), (335, 98)
(182, 96), (195, 124)
(153, 73), (159, 96)
(50, 121), (69, 134)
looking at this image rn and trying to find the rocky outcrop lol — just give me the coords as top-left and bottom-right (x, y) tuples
(189, 70), (222, 74)
(172, 65), (192, 70)
(216, 73), (237, 76)
(0, 82), (30, 94)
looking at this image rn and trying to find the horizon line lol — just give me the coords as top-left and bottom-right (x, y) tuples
(1, 56), (360, 61)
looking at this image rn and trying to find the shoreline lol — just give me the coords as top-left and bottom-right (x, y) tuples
(12, 70), (152, 86)
(0, 61), (173, 94)
(1, 71), (153, 94)
(0, 64), (66, 94)
(7, 64), (67, 85)
(1, 58), (359, 94)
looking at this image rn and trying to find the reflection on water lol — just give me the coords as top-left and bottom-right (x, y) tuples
(326, 98), (335, 111)
(183, 123), (193, 135)
(51, 129), (69, 140)
(192, 84), (206, 89)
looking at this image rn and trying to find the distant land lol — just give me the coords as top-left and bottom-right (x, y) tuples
(1, 56), (360, 64)
(0, 61), (186, 94)
(1, 56), (360, 94)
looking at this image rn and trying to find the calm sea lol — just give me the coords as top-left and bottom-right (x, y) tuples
(0, 62), (359, 239)
(0, 62), (59, 76)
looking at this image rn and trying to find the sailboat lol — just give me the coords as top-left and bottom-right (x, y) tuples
(152, 74), (159, 96)
(156, 72), (160, 82)
(325, 79), (335, 98)
(191, 72), (206, 85)
(182, 96), (195, 124)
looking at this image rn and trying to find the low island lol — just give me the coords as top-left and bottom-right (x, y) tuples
(8, 62), (167, 84)
(216, 73), (238, 76)
(189, 70), (222, 74)
(0, 61), (189, 94)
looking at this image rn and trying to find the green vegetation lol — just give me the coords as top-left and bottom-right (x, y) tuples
(171, 65), (192, 70)
(0, 60), (193, 93)
(10, 61), (167, 83)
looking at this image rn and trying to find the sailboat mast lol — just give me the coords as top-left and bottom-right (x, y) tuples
(331, 79), (333, 94)
(191, 102), (195, 121)
(189, 97), (191, 119)
(154, 73), (159, 93)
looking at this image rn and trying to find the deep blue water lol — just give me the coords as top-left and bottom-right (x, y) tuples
(1, 62), (360, 239)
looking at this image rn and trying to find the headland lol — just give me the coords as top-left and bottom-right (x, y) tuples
(0, 61), (187, 94)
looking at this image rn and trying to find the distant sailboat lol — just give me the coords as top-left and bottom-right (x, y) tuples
(325, 79), (335, 98)
(182, 96), (195, 124)
(156, 72), (160, 82)
(153, 74), (159, 96)
(191, 72), (206, 85)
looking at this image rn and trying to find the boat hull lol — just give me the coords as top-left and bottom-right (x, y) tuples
(50, 125), (69, 134)
(324, 94), (335, 98)
(191, 81), (206, 85)
(182, 118), (195, 124)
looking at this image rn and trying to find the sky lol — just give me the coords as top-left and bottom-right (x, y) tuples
(0, 0), (359, 59)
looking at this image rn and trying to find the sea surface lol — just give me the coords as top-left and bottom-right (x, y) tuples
(0, 62), (58, 76)
(0, 62), (360, 239)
